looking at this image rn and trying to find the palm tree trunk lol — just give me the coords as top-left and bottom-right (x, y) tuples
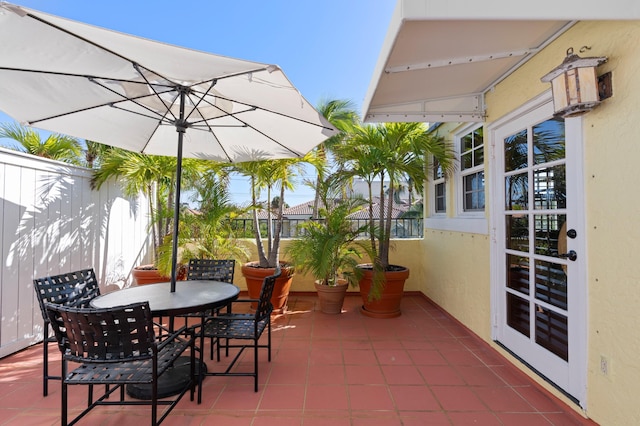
(267, 183), (285, 267)
(251, 175), (267, 266)
(382, 183), (395, 269)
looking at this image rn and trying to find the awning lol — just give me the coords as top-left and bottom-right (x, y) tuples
(363, 0), (640, 123)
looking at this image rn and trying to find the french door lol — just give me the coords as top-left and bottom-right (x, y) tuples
(491, 96), (587, 405)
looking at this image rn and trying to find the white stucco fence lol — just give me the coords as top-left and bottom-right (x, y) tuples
(0, 147), (151, 358)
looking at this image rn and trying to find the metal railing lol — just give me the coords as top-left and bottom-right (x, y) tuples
(231, 218), (424, 239)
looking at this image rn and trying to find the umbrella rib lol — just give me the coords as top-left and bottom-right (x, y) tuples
(132, 63), (179, 123)
(191, 88), (334, 131)
(0, 66), (176, 89)
(21, 10), (186, 90)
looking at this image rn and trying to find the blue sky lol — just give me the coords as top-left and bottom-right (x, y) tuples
(0, 0), (396, 205)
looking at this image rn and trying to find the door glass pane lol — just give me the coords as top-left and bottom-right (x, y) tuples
(507, 254), (529, 294)
(534, 166), (566, 210)
(505, 129), (528, 172)
(534, 260), (567, 309)
(535, 305), (568, 361)
(534, 214), (566, 256)
(505, 173), (528, 210)
(507, 215), (529, 252)
(507, 293), (530, 337)
(533, 118), (565, 165)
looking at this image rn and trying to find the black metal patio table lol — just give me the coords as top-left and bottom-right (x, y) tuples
(91, 280), (239, 399)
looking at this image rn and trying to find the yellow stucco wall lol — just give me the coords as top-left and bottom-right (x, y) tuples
(235, 238), (427, 294)
(459, 20), (640, 425)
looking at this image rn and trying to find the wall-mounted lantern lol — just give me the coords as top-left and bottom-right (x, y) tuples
(541, 47), (609, 118)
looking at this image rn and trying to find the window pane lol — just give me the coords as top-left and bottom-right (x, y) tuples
(435, 182), (446, 213)
(505, 173), (528, 210)
(534, 166), (566, 210)
(474, 146), (484, 167)
(433, 159), (443, 179)
(535, 305), (568, 361)
(505, 129), (528, 172)
(507, 293), (530, 337)
(533, 118), (565, 165)
(506, 215), (528, 252)
(462, 133), (473, 152)
(461, 152), (472, 170)
(534, 214), (566, 256)
(534, 260), (567, 310)
(463, 171), (484, 210)
(473, 127), (484, 148)
(507, 254), (529, 295)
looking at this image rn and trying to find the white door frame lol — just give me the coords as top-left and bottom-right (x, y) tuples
(488, 90), (588, 408)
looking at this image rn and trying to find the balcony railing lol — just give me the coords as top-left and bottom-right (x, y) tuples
(230, 218), (424, 239)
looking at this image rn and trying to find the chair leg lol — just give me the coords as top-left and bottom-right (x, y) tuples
(43, 337), (49, 397)
(61, 363), (68, 426)
(254, 338), (259, 393)
(267, 321), (272, 362)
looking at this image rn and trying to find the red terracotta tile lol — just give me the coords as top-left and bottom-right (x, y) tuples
(259, 384), (305, 410)
(305, 384), (349, 410)
(430, 385), (487, 411)
(381, 365), (425, 385)
(345, 365), (385, 385)
(388, 384), (440, 411)
(407, 349), (448, 365)
(307, 364), (346, 385)
(447, 411), (502, 425)
(418, 365), (465, 385)
(374, 349), (413, 365)
(343, 349), (378, 365)
(348, 384), (395, 410)
(399, 411), (451, 425)
(475, 386), (536, 412)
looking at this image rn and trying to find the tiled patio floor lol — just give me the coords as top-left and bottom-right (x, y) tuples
(0, 294), (596, 425)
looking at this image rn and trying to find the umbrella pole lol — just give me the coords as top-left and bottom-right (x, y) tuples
(170, 90), (187, 292)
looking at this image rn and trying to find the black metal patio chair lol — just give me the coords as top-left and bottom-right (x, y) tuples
(32, 268), (101, 396)
(45, 301), (195, 426)
(201, 267), (280, 392)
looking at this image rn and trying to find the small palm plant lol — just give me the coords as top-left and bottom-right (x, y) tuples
(286, 177), (367, 287)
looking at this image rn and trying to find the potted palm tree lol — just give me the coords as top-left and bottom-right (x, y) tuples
(335, 122), (456, 317)
(233, 155), (319, 313)
(91, 145), (203, 285)
(285, 177), (367, 314)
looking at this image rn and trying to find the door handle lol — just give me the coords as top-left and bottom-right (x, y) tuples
(558, 250), (577, 261)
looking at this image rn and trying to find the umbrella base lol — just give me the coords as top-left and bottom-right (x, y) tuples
(126, 356), (205, 400)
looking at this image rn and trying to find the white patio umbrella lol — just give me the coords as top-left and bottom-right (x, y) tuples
(0, 3), (338, 291)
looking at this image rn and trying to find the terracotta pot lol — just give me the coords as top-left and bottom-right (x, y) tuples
(131, 264), (169, 286)
(314, 279), (348, 314)
(131, 263), (187, 285)
(241, 262), (294, 314)
(357, 265), (409, 318)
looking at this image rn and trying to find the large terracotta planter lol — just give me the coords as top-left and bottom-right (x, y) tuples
(357, 264), (409, 318)
(314, 279), (348, 314)
(242, 262), (294, 314)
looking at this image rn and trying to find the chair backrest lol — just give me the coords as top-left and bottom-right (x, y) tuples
(186, 259), (235, 283)
(33, 269), (101, 323)
(255, 268), (281, 321)
(45, 301), (156, 362)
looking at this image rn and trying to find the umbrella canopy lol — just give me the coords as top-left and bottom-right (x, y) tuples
(0, 3), (338, 290)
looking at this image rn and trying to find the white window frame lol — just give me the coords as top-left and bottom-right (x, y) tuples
(431, 158), (447, 216)
(425, 123), (488, 234)
(457, 123), (485, 216)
